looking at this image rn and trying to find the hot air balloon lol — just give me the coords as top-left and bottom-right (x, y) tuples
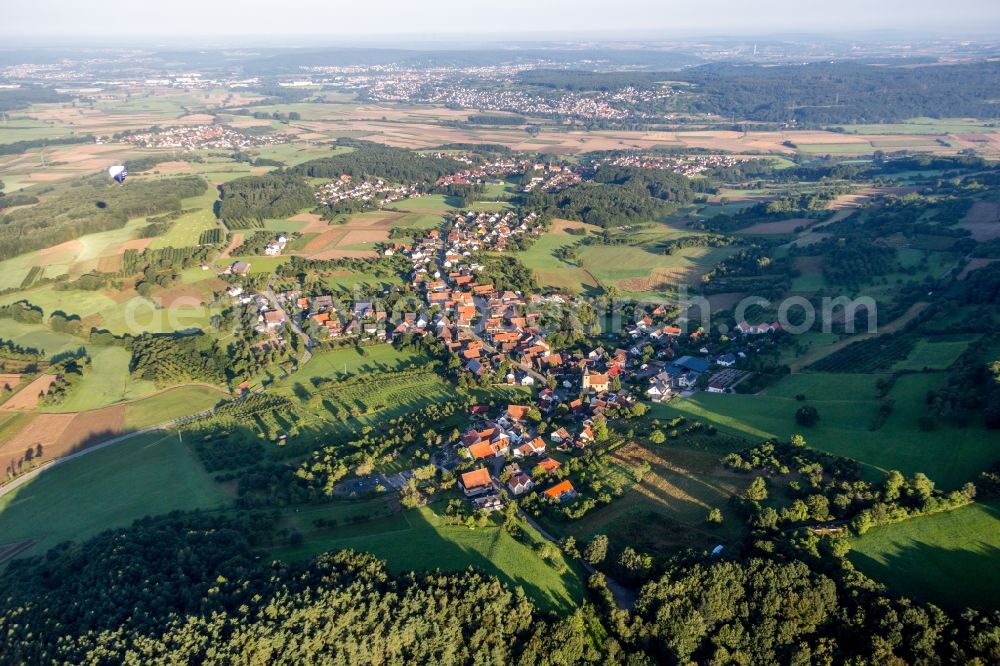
(108, 165), (127, 185)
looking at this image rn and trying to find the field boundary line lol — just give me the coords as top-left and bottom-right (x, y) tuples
(0, 407), (216, 498)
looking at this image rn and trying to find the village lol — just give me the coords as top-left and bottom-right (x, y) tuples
(603, 153), (746, 176)
(218, 184), (781, 517)
(118, 124), (290, 150)
(314, 174), (424, 207)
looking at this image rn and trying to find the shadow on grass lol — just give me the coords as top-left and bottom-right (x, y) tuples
(849, 503), (1000, 612)
(273, 503), (583, 615)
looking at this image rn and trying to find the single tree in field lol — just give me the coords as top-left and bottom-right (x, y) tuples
(745, 476), (768, 502)
(795, 405), (819, 427)
(584, 534), (609, 564)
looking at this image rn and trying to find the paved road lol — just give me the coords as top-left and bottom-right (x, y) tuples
(0, 408), (215, 499)
(264, 274), (312, 366)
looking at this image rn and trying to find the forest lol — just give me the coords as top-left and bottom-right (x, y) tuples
(0, 509), (998, 665)
(0, 175), (206, 261)
(517, 60), (1000, 124)
(0, 84), (68, 112)
(523, 166), (693, 227)
(291, 142), (468, 183)
(216, 173), (315, 225)
(678, 60), (1000, 124)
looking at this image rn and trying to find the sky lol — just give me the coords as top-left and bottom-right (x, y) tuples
(2, 0), (999, 42)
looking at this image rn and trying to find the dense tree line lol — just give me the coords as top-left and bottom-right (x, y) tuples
(2, 504), (998, 664)
(467, 113), (527, 125)
(0, 175), (206, 261)
(517, 69), (673, 92)
(0, 512), (618, 665)
(471, 253), (538, 293)
(291, 142), (467, 183)
(676, 60), (1000, 124)
(128, 332), (228, 387)
(0, 85), (68, 112)
(216, 173), (315, 225)
(0, 133), (95, 156)
(925, 338), (1000, 428)
(524, 166), (693, 228)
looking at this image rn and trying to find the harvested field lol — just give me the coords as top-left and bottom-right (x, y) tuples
(153, 282), (219, 308)
(0, 374), (22, 391)
(617, 265), (705, 292)
(96, 255), (123, 272)
(55, 405), (125, 454)
(0, 404), (127, 471)
(308, 248), (378, 260)
(961, 202), (1000, 241)
(177, 114), (215, 124)
(36, 240), (82, 263)
(117, 238), (153, 253)
(958, 257), (999, 280)
(0, 413), (76, 458)
(303, 228), (348, 252)
(338, 229), (389, 246)
(737, 218), (812, 234)
(2, 375), (58, 411)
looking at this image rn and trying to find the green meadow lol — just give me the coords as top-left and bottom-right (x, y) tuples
(850, 499), (1000, 611)
(122, 385), (228, 429)
(272, 503), (585, 613)
(653, 372), (1000, 489)
(0, 431), (229, 559)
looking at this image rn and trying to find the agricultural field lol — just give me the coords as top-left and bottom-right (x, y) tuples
(0, 431), (229, 559)
(275, 344), (426, 390)
(653, 371), (1000, 490)
(561, 441), (750, 556)
(0, 285), (220, 336)
(272, 502), (585, 613)
(838, 118), (1000, 135)
(46, 347), (157, 412)
(146, 187), (221, 250)
(578, 241), (736, 298)
(890, 336), (976, 371)
(850, 499), (1000, 612)
(122, 384), (227, 429)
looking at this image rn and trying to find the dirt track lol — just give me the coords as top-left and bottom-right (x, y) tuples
(788, 301), (929, 372)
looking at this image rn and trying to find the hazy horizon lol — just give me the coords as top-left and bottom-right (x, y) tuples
(3, 0), (1000, 44)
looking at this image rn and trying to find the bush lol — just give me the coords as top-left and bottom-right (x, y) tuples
(795, 405), (819, 427)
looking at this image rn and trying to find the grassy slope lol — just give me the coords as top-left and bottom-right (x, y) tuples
(47, 347), (157, 412)
(561, 442), (750, 554)
(122, 385), (227, 429)
(850, 499), (1000, 612)
(653, 372), (1000, 489)
(272, 503), (585, 614)
(0, 431), (229, 558)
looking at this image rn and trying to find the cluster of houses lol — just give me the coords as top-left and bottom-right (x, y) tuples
(456, 403), (583, 511)
(120, 124), (288, 150)
(314, 175), (424, 206)
(603, 153), (745, 177)
(434, 157), (533, 187)
(447, 210), (541, 252)
(411, 84), (670, 122)
(264, 235), (289, 256)
(522, 164), (583, 193)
